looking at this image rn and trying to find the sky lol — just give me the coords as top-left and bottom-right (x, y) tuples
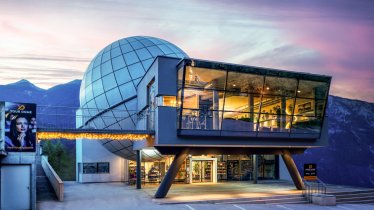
(0, 0), (373, 102)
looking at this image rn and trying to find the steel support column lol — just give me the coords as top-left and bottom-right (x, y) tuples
(136, 150), (142, 189)
(281, 149), (305, 190)
(253, 154), (258, 184)
(155, 148), (189, 198)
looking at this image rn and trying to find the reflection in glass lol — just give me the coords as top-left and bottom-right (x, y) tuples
(147, 80), (156, 130)
(263, 76), (297, 97)
(260, 95), (294, 115)
(224, 92), (261, 113)
(98, 162), (110, 173)
(185, 67), (226, 90)
(258, 114), (292, 132)
(226, 72), (264, 94)
(294, 98), (325, 118)
(297, 80), (328, 99)
(182, 88), (224, 110)
(181, 109), (222, 130)
(178, 67), (184, 88)
(291, 116), (322, 134)
(222, 111), (258, 132)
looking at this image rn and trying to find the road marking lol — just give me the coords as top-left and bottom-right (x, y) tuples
(337, 206), (353, 210)
(276, 205), (294, 210)
(233, 204), (246, 210)
(185, 204), (195, 210)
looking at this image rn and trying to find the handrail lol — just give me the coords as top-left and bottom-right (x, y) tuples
(41, 155), (64, 201)
(302, 178), (327, 203)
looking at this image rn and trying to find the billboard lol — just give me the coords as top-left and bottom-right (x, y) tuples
(4, 102), (36, 152)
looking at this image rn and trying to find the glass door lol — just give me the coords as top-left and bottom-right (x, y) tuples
(192, 160), (213, 183)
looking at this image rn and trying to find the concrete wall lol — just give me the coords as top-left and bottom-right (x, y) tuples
(76, 139), (125, 183)
(0, 153), (36, 210)
(279, 156), (292, 181)
(0, 102), (4, 152)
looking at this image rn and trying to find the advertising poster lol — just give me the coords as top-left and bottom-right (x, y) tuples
(4, 102), (36, 152)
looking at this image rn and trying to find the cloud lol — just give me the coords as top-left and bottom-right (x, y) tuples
(0, 54), (90, 62)
(1, 0), (374, 102)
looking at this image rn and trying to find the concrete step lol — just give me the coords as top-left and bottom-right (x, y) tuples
(217, 196), (308, 205)
(337, 199), (374, 204)
(331, 189), (374, 195)
(335, 192), (374, 199)
(35, 157), (58, 201)
(156, 194), (308, 205)
(330, 189), (374, 204)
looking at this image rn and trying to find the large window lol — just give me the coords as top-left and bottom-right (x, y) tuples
(147, 79), (156, 130)
(83, 162), (110, 174)
(177, 63), (330, 137)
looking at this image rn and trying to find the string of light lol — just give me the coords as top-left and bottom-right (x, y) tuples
(37, 132), (150, 141)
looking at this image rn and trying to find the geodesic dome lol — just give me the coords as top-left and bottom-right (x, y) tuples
(79, 36), (188, 160)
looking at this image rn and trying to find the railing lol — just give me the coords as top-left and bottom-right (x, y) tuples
(41, 155), (64, 201)
(36, 105), (153, 130)
(302, 178), (327, 203)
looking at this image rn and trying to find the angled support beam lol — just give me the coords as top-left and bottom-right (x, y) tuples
(155, 148), (189, 198)
(281, 149), (305, 190)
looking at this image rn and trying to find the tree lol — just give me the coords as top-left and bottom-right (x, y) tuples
(41, 140), (75, 180)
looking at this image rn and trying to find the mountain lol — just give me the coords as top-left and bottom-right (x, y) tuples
(0, 79), (46, 103)
(293, 96), (374, 188)
(0, 80), (373, 187)
(0, 79), (80, 107)
(0, 79), (81, 129)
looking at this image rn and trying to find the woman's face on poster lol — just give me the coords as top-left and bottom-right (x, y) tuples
(16, 117), (28, 133)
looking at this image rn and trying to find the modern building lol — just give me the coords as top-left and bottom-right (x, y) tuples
(76, 36), (331, 198)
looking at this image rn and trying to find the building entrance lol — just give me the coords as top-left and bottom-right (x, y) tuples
(189, 158), (217, 183)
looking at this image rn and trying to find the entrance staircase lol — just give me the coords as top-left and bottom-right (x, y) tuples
(330, 190), (374, 204)
(36, 155), (57, 201)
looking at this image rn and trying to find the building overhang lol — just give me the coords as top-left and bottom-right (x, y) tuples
(154, 145), (306, 155)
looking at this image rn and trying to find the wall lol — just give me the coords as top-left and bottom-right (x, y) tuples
(76, 139), (125, 183)
(279, 156), (292, 181)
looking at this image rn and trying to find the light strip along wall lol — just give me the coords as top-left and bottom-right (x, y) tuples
(37, 132), (150, 140)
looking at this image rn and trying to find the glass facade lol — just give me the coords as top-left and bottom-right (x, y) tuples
(178, 61), (331, 137)
(128, 154), (278, 184)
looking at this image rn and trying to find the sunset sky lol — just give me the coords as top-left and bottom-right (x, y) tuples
(0, 0), (373, 102)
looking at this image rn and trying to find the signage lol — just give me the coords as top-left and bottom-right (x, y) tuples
(4, 102), (36, 152)
(304, 163), (317, 181)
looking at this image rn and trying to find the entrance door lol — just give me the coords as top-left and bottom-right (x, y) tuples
(1, 165), (31, 210)
(189, 158), (217, 183)
(192, 160), (213, 183)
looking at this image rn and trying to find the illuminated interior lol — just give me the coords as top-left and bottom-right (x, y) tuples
(177, 64), (329, 135)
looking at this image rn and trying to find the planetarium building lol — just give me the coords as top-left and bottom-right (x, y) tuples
(76, 36), (331, 198)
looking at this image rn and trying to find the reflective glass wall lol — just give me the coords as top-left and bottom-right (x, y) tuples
(177, 62), (330, 136)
